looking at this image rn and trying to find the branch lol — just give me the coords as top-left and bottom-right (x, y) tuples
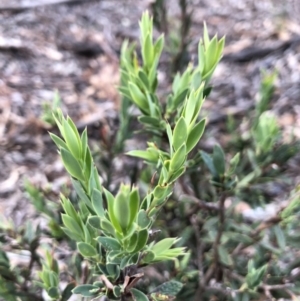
(181, 194), (220, 212)
(232, 212), (282, 256)
(203, 192), (227, 284)
(191, 215), (205, 301)
(213, 193), (226, 261)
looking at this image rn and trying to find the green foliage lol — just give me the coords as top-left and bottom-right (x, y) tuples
(41, 90), (61, 126)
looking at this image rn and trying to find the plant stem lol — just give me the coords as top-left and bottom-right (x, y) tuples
(191, 215), (205, 300)
(211, 192), (227, 280)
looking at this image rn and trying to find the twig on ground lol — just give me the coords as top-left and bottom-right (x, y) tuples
(0, 0), (100, 12)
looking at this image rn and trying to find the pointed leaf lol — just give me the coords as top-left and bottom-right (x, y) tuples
(129, 188), (140, 227)
(186, 119), (206, 153)
(151, 238), (179, 256)
(213, 145), (225, 175)
(92, 188), (105, 218)
(104, 188), (122, 234)
(61, 148), (85, 182)
(127, 150), (158, 163)
(173, 117), (188, 151)
(128, 82), (148, 111)
(201, 150), (217, 176)
(62, 118), (81, 159)
(50, 133), (68, 150)
(133, 229), (149, 253)
(170, 144), (186, 171)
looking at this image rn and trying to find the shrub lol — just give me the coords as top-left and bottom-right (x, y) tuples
(1, 9), (300, 301)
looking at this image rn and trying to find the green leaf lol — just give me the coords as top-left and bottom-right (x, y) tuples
(110, 251), (125, 264)
(62, 117), (81, 159)
(128, 82), (148, 111)
(129, 188), (140, 227)
(133, 229), (149, 253)
(228, 152), (240, 175)
(203, 22), (210, 50)
(120, 254), (133, 269)
(47, 287), (60, 299)
(166, 122), (173, 156)
(71, 179), (92, 209)
(104, 188), (123, 234)
(49, 133), (68, 150)
(80, 128), (88, 160)
(173, 117), (188, 151)
(114, 189), (130, 233)
(274, 225), (286, 249)
(172, 89), (188, 110)
(83, 147), (93, 181)
(168, 166), (186, 183)
(142, 33), (153, 68)
(72, 284), (99, 297)
(138, 70), (150, 90)
(77, 242), (97, 257)
(151, 238), (178, 255)
(127, 150), (158, 163)
(186, 119), (206, 153)
(151, 280), (183, 297)
(198, 46), (205, 75)
(201, 150), (217, 176)
(183, 95), (196, 126)
(213, 145), (225, 175)
(61, 282), (76, 301)
(137, 210), (151, 229)
(119, 86), (132, 100)
(61, 148), (85, 182)
(113, 285), (122, 298)
(170, 144), (186, 171)
(101, 219), (116, 236)
(138, 116), (161, 127)
(61, 227), (81, 241)
(153, 185), (170, 200)
(92, 188), (104, 218)
(61, 214), (83, 239)
(218, 245), (233, 266)
(88, 216), (101, 230)
(131, 288), (149, 301)
(97, 237), (122, 251)
(126, 232), (138, 253)
(142, 250), (155, 264)
(205, 35), (218, 73)
(154, 34), (164, 58)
